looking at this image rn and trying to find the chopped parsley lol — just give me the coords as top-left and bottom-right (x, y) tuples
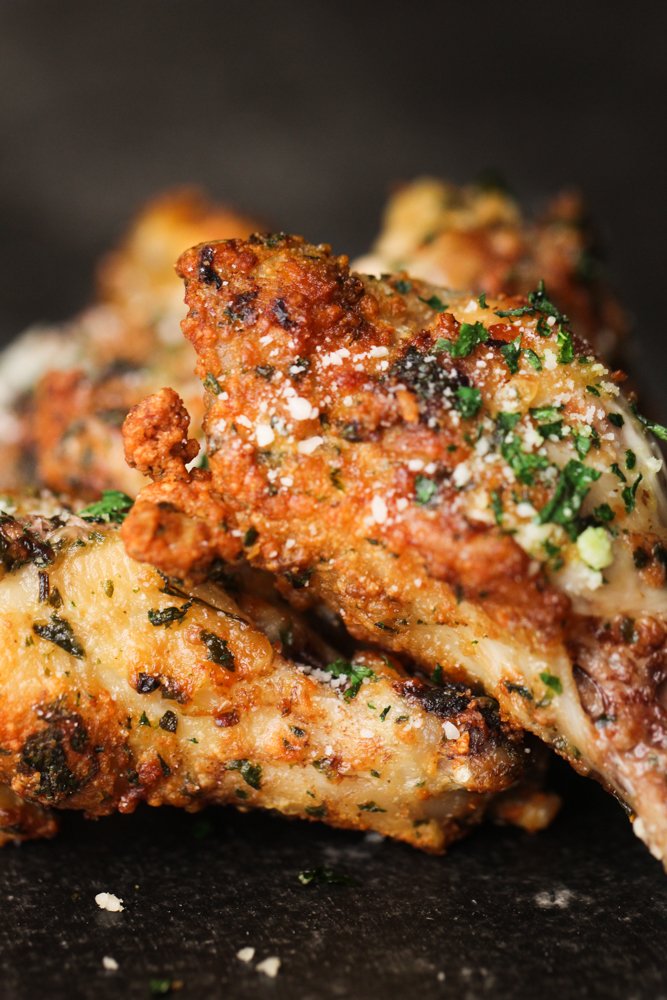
(530, 405), (564, 439)
(200, 630), (235, 670)
(358, 801), (386, 813)
(203, 372), (222, 394)
(478, 292), (488, 308)
(298, 867), (358, 886)
(78, 490), (133, 524)
(591, 502), (615, 524)
(148, 603), (191, 628)
(414, 475), (438, 505)
(625, 449), (637, 470)
(226, 759), (262, 790)
(500, 335), (522, 374)
(537, 460), (601, 538)
(621, 474), (643, 514)
(501, 433), (549, 485)
(586, 384), (601, 397)
(327, 658), (376, 700)
(630, 404), (667, 442)
(539, 671), (563, 695)
(394, 279), (412, 294)
(556, 328), (574, 364)
(490, 489), (504, 526)
(379, 706), (391, 722)
(523, 348), (542, 371)
(418, 294), (448, 312)
(435, 321), (489, 358)
(608, 413), (624, 428)
(572, 427), (597, 459)
(32, 614), (85, 658)
(455, 385), (482, 419)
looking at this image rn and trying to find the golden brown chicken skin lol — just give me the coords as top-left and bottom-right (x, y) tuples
(122, 234), (667, 865)
(0, 492), (533, 852)
(0, 189), (259, 497)
(355, 178), (627, 362)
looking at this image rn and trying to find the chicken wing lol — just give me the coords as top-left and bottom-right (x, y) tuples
(0, 189), (258, 496)
(355, 178), (627, 361)
(122, 234), (667, 863)
(0, 491), (533, 852)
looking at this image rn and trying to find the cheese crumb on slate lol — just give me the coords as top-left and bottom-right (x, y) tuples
(102, 956), (119, 971)
(94, 892), (124, 912)
(256, 956), (281, 978)
(236, 947), (255, 963)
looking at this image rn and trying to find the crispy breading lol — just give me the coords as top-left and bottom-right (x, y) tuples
(123, 234), (667, 864)
(0, 189), (259, 497)
(0, 492), (534, 852)
(355, 178), (628, 362)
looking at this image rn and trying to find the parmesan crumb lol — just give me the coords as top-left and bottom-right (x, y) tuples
(95, 892), (124, 913)
(297, 435), (324, 455)
(256, 956), (281, 978)
(443, 721), (460, 740)
(288, 396), (317, 421)
(237, 947), (256, 963)
(255, 423), (275, 447)
(102, 956), (119, 971)
(370, 496), (388, 524)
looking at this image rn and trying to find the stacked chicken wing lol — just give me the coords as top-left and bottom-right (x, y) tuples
(3, 180), (662, 865)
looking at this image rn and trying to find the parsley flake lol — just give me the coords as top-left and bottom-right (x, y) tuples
(455, 385), (482, 419)
(327, 659), (376, 700)
(435, 321), (489, 358)
(79, 491), (133, 524)
(415, 475), (438, 506)
(537, 460), (601, 538)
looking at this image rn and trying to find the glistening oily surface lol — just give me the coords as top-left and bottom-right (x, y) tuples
(0, 785), (666, 1000)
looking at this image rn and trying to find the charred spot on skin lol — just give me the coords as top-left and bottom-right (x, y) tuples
(198, 246), (222, 289)
(215, 710), (240, 728)
(273, 298), (294, 329)
(225, 290), (258, 324)
(399, 678), (471, 717)
(19, 727), (81, 801)
(284, 567), (313, 590)
(159, 711), (178, 733)
(160, 675), (189, 704)
(135, 673), (161, 695)
(390, 346), (469, 420)
(0, 515), (55, 573)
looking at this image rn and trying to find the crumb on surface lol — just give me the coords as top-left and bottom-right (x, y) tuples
(236, 947), (255, 963)
(95, 891), (124, 912)
(102, 956), (119, 971)
(256, 956), (281, 978)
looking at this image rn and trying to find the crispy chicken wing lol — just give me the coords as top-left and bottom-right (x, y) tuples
(355, 178), (627, 361)
(0, 492), (535, 852)
(0, 189), (258, 496)
(123, 235), (667, 864)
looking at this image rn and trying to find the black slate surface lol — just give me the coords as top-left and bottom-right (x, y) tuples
(1, 2), (666, 998)
(1, 769), (666, 1000)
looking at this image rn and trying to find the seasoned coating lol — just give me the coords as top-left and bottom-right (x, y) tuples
(123, 234), (667, 864)
(355, 178), (628, 362)
(0, 189), (258, 497)
(0, 492), (530, 853)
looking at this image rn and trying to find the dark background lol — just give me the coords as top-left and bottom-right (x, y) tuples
(1, 3), (666, 998)
(0, 1), (665, 401)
